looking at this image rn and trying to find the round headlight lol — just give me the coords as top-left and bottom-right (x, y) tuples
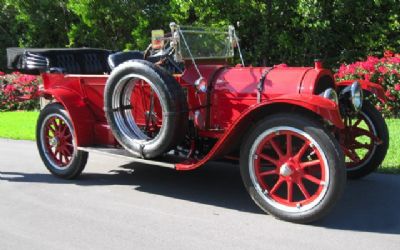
(350, 81), (363, 112)
(322, 88), (338, 104)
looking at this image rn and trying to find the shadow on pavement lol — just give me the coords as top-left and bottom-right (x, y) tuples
(1, 161), (399, 234)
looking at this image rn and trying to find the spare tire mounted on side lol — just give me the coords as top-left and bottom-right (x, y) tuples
(104, 60), (188, 159)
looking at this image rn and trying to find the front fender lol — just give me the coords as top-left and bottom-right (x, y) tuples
(265, 94), (344, 129)
(39, 87), (95, 146)
(336, 80), (386, 103)
(176, 94), (343, 171)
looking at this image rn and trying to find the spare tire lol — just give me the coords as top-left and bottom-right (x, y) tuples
(104, 60), (188, 159)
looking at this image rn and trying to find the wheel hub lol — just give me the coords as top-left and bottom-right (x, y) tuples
(49, 137), (59, 147)
(279, 162), (293, 177)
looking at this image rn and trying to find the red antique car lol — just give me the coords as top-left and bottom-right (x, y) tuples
(7, 23), (388, 223)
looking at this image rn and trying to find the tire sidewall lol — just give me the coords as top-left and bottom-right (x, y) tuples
(36, 103), (88, 179)
(104, 60), (187, 158)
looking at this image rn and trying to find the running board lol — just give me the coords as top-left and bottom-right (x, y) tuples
(78, 146), (177, 169)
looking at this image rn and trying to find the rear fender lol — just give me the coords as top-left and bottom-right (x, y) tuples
(39, 88), (95, 146)
(336, 80), (386, 103)
(176, 94), (343, 170)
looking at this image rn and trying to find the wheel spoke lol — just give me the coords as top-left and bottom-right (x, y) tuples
(352, 117), (362, 128)
(259, 169), (277, 177)
(64, 147), (73, 156)
(297, 180), (310, 199)
(259, 153), (279, 166)
(353, 141), (371, 150)
(300, 159), (321, 169)
(303, 174), (323, 185)
(60, 123), (67, 135)
(342, 146), (360, 162)
(286, 134), (292, 156)
(270, 178), (284, 194)
(61, 148), (67, 158)
(294, 141), (310, 160)
(352, 127), (374, 138)
(270, 139), (284, 158)
(287, 180), (293, 202)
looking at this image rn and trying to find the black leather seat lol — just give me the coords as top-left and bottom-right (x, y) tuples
(55, 54), (81, 74)
(7, 47), (112, 75)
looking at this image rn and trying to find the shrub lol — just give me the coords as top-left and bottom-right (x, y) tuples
(335, 50), (400, 117)
(0, 71), (41, 111)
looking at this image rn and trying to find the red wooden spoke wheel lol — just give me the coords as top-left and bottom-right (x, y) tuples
(42, 115), (74, 168)
(240, 114), (345, 223)
(37, 103), (88, 179)
(342, 114), (377, 168)
(253, 130), (328, 209)
(340, 102), (389, 179)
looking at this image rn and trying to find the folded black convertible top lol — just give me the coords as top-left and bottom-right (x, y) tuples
(6, 47), (112, 75)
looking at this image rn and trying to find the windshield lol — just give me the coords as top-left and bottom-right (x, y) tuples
(177, 26), (234, 60)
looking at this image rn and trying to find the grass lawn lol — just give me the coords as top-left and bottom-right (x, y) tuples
(379, 119), (400, 174)
(0, 111), (399, 173)
(0, 111), (39, 140)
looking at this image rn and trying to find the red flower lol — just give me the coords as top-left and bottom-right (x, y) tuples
(388, 56), (400, 64)
(378, 66), (388, 74)
(4, 85), (16, 94)
(15, 75), (37, 85)
(347, 64), (357, 74)
(384, 50), (394, 58)
(395, 84), (400, 91)
(385, 90), (397, 101)
(364, 74), (371, 81)
(0, 71), (5, 76)
(361, 60), (376, 72)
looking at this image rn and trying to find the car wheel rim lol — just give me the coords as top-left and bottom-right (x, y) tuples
(40, 114), (75, 169)
(249, 127), (329, 213)
(341, 111), (378, 170)
(111, 74), (165, 142)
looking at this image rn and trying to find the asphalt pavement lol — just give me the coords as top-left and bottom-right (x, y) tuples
(0, 139), (399, 250)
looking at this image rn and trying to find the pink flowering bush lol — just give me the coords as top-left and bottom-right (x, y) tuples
(0, 72), (41, 111)
(335, 50), (400, 117)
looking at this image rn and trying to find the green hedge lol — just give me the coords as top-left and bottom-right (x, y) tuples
(1, 0), (399, 71)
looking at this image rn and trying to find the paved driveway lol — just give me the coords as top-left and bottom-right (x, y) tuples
(0, 139), (399, 250)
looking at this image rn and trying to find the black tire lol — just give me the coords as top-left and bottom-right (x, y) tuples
(104, 60), (188, 159)
(240, 114), (346, 223)
(343, 101), (389, 179)
(36, 103), (88, 179)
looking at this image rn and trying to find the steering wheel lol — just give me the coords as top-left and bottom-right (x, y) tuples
(144, 40), (183, 74)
